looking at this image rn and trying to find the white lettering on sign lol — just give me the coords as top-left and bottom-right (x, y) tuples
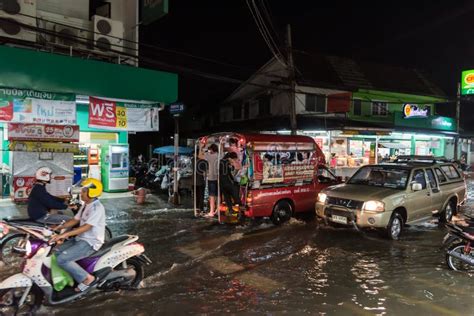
(257, 190), (291, 198)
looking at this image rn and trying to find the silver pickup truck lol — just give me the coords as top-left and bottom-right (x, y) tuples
(316, 157), (467, 239)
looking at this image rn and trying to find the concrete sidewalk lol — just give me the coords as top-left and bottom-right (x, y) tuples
(0, 191), (191, 219)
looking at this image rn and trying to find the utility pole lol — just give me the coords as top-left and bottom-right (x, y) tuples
(286, 24), (297, 135)
(454, 83), (461, 160)
(171, 115), (180, 205)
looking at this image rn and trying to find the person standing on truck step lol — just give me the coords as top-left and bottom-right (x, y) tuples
(219, 152), (242, 214)
(204, 144), (219, 217)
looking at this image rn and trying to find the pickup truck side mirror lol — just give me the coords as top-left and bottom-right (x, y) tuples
(412, 182), (423, 191)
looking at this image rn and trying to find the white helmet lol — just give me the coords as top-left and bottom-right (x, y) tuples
(35, 167), (52, 182)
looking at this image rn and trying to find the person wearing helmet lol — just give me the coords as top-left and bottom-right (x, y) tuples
(50, 178), (106, 292)
(28, 167), (70, 224)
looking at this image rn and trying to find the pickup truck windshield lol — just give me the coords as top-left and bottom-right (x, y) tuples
(348, 166), (410, 189)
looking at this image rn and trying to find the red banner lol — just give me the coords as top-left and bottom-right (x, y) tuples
(327, 92), (351, 113)
(0, 100), (13, 121)
(8, 123), (80, 142)
(89, 97), (117, 128)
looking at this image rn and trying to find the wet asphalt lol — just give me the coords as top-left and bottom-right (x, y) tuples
(0, 181), (473, 315)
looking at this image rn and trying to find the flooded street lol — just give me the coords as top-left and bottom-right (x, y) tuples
(1, 180), (473, 315)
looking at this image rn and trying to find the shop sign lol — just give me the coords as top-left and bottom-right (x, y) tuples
(8, 123), (80, 142)
(89, 97), (161, 131)
(461, 69), (474, 95)
(169, 102), (185, 116)
(9, 141), (80, 153)
(431, 117), (455, 130)
(403, 103), (429, 118)
(0, 88), (76, 124)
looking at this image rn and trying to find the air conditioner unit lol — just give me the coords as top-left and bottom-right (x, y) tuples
(0, 0), (36, 42)
(36, 10), (92, 49)
(92, 15), (124, 54)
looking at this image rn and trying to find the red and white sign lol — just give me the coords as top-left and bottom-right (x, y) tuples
(13, 176), (35, 202)
(0, 100), (13, 121)
(13, 176), (72, 202)
(8, 123), (80, 142)
(283, 164), (315, 182)
(88, 97), (160, 131)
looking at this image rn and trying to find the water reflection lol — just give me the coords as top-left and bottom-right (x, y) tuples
(350, 256), (387, 315)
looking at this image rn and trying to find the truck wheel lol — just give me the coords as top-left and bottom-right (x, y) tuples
(439, 200), (455, 223)
(386, 211), (403, 240)
(271, 201), (292, 225)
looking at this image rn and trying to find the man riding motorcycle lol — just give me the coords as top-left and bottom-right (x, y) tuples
(50, 178), (106, 292)
(27, 167), (71, 224)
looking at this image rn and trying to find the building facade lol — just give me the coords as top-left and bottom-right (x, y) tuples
(208, 52), (464, 176)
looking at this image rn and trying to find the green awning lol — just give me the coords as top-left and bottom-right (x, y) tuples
(0, 45), (177, 103)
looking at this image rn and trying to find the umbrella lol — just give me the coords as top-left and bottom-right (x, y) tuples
(153, 146), (193, 155)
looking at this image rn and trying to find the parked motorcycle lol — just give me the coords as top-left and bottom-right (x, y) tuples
(0, 222), (151, 314)
(443, 216), (474, 272)
(0, 187), (112, 266)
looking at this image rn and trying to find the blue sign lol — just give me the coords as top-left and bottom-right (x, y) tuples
(169, 102), (185, 115)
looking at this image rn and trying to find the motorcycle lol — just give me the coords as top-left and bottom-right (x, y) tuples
(0, 187), (112, 266)
(443, 216), (474, 272)
(0, 221), (151, 314)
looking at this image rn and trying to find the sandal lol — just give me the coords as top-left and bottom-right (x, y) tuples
(75, 277), (98, 292)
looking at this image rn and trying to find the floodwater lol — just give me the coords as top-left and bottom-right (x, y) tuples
(3, 181), (474, 315)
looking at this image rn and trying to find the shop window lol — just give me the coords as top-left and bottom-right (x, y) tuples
(258, 95), (271, 116)
(441, 165), (461, 179)
(306, 94), (326, 112)
(353, 99), (362, 116)
(233, 104), (242, 120)
(435, 168), (447, 183)
(244, 102), (250, 119)
(372, 101), (388, 116)
(426, 169), (438, 189)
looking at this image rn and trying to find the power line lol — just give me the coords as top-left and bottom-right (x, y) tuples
(0, 18), (459, 106)
(246, 0), (286, 67)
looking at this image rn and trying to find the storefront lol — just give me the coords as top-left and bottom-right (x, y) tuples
(298, 115), (457, 178)
(0, 45), (178, 198)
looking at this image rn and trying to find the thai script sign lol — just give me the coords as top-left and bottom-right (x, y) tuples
(8, 123), (80, 142)
(89, 97), (161, 131)
(9, 141), (80, 153)
(283, 164), (315, 182)
(0, 88), (76, 124)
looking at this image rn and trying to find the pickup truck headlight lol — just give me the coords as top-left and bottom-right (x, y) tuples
(362, 200), (384, 212)
(317, 193), (327, 204)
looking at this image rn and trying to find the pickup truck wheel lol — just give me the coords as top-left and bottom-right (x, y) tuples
(271, 201), (292, 225)
(440, 200), (455, 223)
(386, 212), (403, 240)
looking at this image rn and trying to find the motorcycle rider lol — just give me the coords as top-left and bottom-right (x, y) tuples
(28, 167), (71, 224)
(50, 178), (106, 292)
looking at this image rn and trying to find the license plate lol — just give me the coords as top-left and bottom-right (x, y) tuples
(331, 215), (348, 224)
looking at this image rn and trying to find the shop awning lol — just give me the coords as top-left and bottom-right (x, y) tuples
(153, 146), (193, 155)
(0, 45), (177, 103)
(379, 142), (409, 149)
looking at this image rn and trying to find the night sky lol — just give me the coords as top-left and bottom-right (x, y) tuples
(134, 0), (474, 150)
